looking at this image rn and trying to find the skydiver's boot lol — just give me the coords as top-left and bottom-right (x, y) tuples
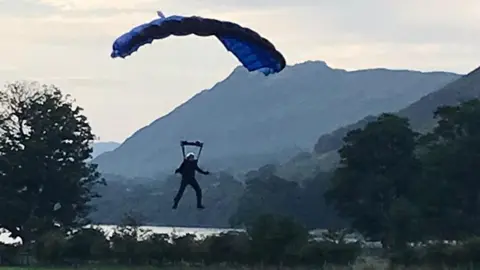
(196, 198), (205, 209)
(196, 195), (205, 209)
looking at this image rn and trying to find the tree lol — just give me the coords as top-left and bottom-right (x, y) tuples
(64, 227), (110, 262)
(0, 81), (105, 244)
(246, 214), (309, 265)
(298, 171), (346, 230)
(419, 99), (480, 240)
(110, 212), (152, 265)
(231, 166), (345, 230)
(325, 113), (422, 249)
(229, 169), (303, 227)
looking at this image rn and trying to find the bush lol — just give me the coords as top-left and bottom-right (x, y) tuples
(0, 215), (364, 267)
(200, 231), (251, 265)
(64, 227), (110, 262)
(389, 237), (480, 267)
(300, 240), (361, 265)
(0, 243), (22, 265)
(33, 230), (68, 265)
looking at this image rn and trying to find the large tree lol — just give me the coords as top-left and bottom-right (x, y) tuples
(0, 81), (105, 243)
(325, 113), (422, 248)
(419, 99), (480, 240)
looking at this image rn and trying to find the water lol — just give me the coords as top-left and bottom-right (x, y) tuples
(92, 225), (244, 239)
(1, 225), (379, 247)
(0, 225), (244, 244)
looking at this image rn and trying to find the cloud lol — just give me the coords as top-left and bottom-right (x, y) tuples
(0, 0), (479, 141)
(37, 0), (315, 11)
(37, 0), (160, 11)
(0, 0), (57, 16)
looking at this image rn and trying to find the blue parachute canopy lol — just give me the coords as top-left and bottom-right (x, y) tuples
(111, 12), (286, 75)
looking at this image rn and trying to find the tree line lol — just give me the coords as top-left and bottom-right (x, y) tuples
(221, 99), (480, 267)
(1, 214), (361, 267)
(1, 81), (480, 267)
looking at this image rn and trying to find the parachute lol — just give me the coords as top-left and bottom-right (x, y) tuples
(110, 12), (286, 75)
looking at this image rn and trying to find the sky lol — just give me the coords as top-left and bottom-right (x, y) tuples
(0, 0), (479, 143)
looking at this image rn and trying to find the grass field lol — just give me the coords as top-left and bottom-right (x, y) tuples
(0, 258), (477, 270)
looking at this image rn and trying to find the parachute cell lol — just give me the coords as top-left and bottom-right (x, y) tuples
(111, 13), (286, 75)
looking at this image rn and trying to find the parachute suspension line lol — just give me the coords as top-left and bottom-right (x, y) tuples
(181, 141), (186, 159)
(197, 145), (203, 160)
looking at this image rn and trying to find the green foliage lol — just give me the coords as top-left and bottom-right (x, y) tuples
(298, 172), (346, 230)
(0, 242), (21, 264)
(246, 214), (309, 265)
(64, 227), (110, 261)
(418, 99), (480, 241)
(300, 240), (361, 265)
(230, 168), (344, 230)
(390, 238), (480, 267)
(321, 98), (480, 265)
(201, 231), (250, 265)
(229, 171), (303, 227)
(0, 81), (105, 244)
(2, 215), (360, 267)
(325, 113), (422, 248)
(109, 212), (152, 265)
(33, 230), (68, 264)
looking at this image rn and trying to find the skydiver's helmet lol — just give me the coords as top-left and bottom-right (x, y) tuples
(186, 152), (196, 161)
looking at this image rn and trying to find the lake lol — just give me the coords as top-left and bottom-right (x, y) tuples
(0, 225), (377, 247)
(0, 225), (245, 244)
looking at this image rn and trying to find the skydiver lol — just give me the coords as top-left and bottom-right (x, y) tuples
(173, 152), (209, 209)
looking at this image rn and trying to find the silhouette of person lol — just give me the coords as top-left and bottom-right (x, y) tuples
(173, 152), (209, 209)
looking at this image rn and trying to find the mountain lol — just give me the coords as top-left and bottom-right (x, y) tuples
(92, 142), (120, 159)
(92, 61), (460, 178)
(314, 65), (480, 160)
(399, 66), (480, 131)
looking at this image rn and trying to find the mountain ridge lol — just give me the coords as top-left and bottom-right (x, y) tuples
(314, 65), (480, 157)
(92, 141), (120, 159)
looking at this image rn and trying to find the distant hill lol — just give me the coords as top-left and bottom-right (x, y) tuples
(92, 142), (120, 159)
(399, 66), (480, 131)
(92, 61), (460, 178)
(312, 65), (480, 167)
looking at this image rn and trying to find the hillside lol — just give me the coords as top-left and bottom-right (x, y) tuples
(313, 65), (480, 162)
(92, 142), (120, 159)
(399, 66), (480, 131)
(92, 61), (460, 178)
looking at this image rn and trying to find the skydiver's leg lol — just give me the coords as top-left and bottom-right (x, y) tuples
(189, 179), (204, 209)
(173, 180), (187, 209)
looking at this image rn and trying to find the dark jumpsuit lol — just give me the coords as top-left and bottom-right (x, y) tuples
(173, 159), (208, 208)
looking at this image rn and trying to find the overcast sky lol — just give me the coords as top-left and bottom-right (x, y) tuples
(0, 0), (478, 142)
